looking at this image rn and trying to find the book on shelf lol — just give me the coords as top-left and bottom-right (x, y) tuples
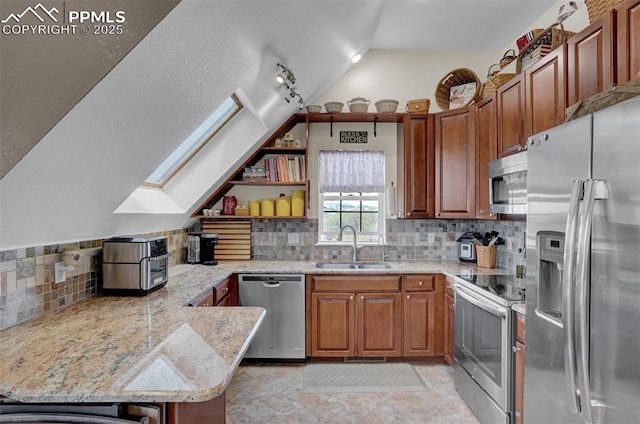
(263, 155), (305, 183)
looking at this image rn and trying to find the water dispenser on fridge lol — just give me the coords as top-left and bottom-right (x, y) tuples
(535, 231), (565, 327)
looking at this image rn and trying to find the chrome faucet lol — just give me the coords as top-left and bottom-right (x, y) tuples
(338, 224), (358, 262)
(378, 234), (386, 262)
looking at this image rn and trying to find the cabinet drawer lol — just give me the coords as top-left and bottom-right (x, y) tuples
(312, 275), (401, 292)
(214, 277), (232, 304)
(403, 275), (435, 291)
(516, 311), (526, 343)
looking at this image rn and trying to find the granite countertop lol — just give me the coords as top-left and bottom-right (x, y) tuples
(512, 303), (527, 316)
(0, 260), (512, 404)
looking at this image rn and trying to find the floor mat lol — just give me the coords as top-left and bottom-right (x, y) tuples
(302, 363), (428, 393)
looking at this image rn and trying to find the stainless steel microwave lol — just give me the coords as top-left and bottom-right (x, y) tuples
(488, 151), (527, 215)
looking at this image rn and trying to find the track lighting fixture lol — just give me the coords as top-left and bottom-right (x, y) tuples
(276, 62), (303, 107)
(276, 63), (296, 85)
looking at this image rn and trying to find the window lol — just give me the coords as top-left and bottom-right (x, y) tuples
(143, 94), (242, 187)
(318, 150), (385, 243)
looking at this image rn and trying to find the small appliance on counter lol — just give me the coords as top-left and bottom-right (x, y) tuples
(102, 236), (171, 295)
(456, 232), (477, 263)
(200, 233), (218, 266)
(187, 233), (201, 264)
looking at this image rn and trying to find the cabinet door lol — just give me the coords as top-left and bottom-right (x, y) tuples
(357, 293), (402, 357)
(514, 339), (526, 424)
(617, 0), (640, 83)
(444, 293), (455, 366)
(215, 275), (238, 306)
(497, 75), (526, 157)
(310, 293), (356, 357)
(567, 10), (616, 106)
(525, 45), (567, 137)
(403, 292), (437, 356)
(434, 107), (476, 218)
(474, 95), (498, 220)
(399, 114), (435, 218)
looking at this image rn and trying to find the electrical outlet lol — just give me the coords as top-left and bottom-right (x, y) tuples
(427, 232), (435, 244)
(287, 233), (299, 245)
(54, 262), (66, 284)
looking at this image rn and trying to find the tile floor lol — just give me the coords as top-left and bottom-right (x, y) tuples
(226, 363), (480, 423)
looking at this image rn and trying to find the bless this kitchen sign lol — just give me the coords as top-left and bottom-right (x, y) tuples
(340, 131), (368, 144)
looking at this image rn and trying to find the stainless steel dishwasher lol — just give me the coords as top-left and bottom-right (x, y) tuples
(238, 274), (306, 360)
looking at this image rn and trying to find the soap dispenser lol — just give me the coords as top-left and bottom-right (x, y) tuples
(516, 248), (526, 278)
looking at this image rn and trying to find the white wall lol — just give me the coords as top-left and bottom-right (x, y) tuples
(316, 49), (501, 113)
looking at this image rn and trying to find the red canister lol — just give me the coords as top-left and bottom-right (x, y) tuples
(223, 196), (237, 215)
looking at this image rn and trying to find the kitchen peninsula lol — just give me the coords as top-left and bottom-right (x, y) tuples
(0, 260), (512, 422)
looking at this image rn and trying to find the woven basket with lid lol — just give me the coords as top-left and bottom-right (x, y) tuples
(585, 0), (622, 23)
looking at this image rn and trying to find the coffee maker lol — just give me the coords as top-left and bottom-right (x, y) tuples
(200, 233), (218, 266)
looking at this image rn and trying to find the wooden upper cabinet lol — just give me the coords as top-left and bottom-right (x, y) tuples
(497, 74), (526, 157)
(434, 107), (476, 218)
(567, 10), (616, 106)
(474, 95), (498, 220)
(525, 44), (567, 137)
(399, 114), (435, 218)
(617, 0), (640, 84)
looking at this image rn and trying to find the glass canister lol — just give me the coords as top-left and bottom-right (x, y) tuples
(223, 195), (237, 215)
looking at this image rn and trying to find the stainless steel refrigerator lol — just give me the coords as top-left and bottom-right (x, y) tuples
(524, 96), (640, 423)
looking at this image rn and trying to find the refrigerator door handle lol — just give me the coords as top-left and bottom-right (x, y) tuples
(562, 180), (583, 414)
(575, 179), (599, 423)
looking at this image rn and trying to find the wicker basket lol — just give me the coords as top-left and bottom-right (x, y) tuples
(234, 207), (249, 216)
(434, 68), (482, 110)
(481, 64), (516, 98)
(516, 25), (576, 74)
(585, 0), (622, 23)
(476, 245), (497, 269)
(406, 98), (431, 113)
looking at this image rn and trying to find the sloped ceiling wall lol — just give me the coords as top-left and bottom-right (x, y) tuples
(0, 0), (181, 179)
(0, 0), (384, 249)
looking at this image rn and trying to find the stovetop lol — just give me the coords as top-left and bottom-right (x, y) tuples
(454, 273), (526, 305)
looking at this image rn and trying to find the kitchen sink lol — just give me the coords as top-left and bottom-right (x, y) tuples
(315, 262), (391, 270)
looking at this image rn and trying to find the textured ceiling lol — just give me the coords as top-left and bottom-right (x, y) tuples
(372, 0), (556, 50)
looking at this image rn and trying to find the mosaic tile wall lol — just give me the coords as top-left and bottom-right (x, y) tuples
(250, 218), (526, 269)
(0, 229), (188, 330)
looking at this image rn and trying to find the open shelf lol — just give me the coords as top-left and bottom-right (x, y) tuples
(229, 181), (306, 186)
(306, 112), (404, 123)
(197, 215), (307, 219)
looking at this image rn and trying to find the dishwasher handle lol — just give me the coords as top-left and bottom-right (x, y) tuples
(263, 281), (281, 287)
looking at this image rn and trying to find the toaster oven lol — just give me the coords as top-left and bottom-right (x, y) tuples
(102, 236), (171, 294)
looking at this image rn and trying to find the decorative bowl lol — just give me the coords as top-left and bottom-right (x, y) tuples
(347, 97), (370, 113)
(375, 99), (399, 113)
(306, 105), (322, 113)
(324, 102), (344, 113)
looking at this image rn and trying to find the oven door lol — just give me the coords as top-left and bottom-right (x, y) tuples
(454, 283), (512, 410)
(141, 253), (171, 290)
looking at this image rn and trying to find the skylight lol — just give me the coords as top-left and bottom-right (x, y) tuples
(144, 94), (242, 187)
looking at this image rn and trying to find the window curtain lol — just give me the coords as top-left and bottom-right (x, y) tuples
(318, 150), (384, 193)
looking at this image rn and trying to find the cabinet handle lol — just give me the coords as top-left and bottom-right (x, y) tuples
(447, 284), (452, 290)
(490, 213), (495, 217)
(350, 295), (354, 300)
(512, 345), (521, 353)
(436, 212), (440, 216)
(407, 295), (411, 299)
(360, 295), (364, 300)
(223, 287), (228, 292)
(418, 281), (423, 286)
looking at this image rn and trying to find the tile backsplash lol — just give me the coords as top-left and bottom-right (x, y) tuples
(2, 219), (524, 329)
(0, 229), (188, 330)
(248, 218), (525, 269)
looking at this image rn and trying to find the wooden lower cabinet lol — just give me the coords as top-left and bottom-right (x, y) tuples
(309, 275), (402, 357)
(358, 293), (402, 357)
(167, 394), (225, 424)
(402, 274), (444, 356)
(215, 275), (238, 306)
(514, 311), (526, 424)
(444, 277), (455, 366)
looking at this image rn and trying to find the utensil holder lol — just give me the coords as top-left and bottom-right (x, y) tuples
(476, 245), (497, 268)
